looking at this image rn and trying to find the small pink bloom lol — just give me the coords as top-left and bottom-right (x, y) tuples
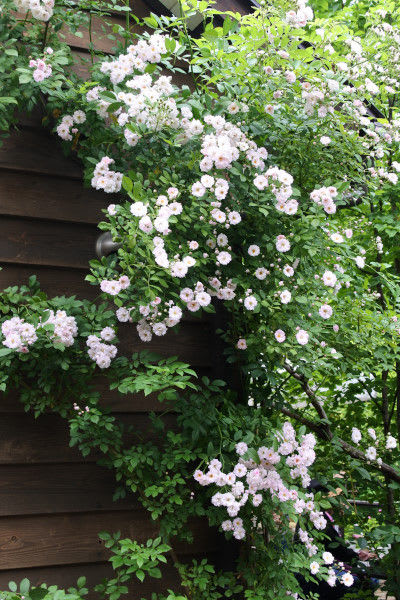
(274, 329), (286, 342)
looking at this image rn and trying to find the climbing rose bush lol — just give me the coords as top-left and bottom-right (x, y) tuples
(1, 0), (400, 597)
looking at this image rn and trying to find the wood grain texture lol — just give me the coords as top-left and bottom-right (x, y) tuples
(0, 129), (82, 179)
(59, 14), (127, 55)
(0, 171), (108, 224)
(0, 513), (219, 569)
(0, 464), (137, 516)
(0, 413), (89, 465)
(0, 217), (98, 269)
(0, 264), (97, 300)
(0, 412), (176, 464)
(0, 511), (158, 569)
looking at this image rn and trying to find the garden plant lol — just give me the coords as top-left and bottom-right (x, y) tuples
(0, 0), (399, 598)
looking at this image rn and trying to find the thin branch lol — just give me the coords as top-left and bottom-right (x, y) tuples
(282, 363), (400, 485)
(283, 362), (331, 432)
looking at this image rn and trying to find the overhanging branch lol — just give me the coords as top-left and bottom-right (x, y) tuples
(282, 363), (400, 485)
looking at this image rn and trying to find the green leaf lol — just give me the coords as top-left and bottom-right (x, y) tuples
(0, 348), (13, 357)
(20, 579), (30, 595)
(30, 588), (49, 600)
(19, 74), (31, 84)
(0, 97), (18, 105)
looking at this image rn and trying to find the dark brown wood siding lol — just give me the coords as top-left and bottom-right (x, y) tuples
(0, 6), (224, 594)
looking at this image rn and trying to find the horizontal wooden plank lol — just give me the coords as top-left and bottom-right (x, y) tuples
(0, 464), (137, 516)
(71, 50), (99, 80)
(14, 106), (47, 129)
(0, 265), (97, 300)
(0, 413), (88, 464)
(60, 14), (131, 54)
(0, 129), (82, 179)
(0, 561), (181, 599)
(0, 511), (156, 569)
(0, 217), (98, 269)
(0, 413), (176, 464)
(0, 513), (219, 569)
(0, 172), (108, 224)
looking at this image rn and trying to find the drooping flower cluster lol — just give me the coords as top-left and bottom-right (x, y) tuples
(1, 310), (78, 352)
(285, 0), (313, 28)
(86, 328), (117, 369)
(29, 57), (52, 82)
(91, 157), (123, 194)
(194, 423), (321, 534)
(99, 34), (173, 83)
(56, 110), (86, 142)
(88, 110), (302, 343)
(193, 422), (356, 588)
(38, 310), (78, 347)
(2, 317), (37, 352)
(310, 186), (338, 215)
(79, 33), (214, 145)
(14, 0), (54, 21)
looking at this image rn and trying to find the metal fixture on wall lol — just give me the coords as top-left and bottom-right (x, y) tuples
(95, 232), (121, 258)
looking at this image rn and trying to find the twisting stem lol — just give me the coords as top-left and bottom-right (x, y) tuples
(42, 20), (49, 51)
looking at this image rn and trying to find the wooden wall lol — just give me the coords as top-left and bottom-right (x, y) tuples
(0, 0), (250, 593)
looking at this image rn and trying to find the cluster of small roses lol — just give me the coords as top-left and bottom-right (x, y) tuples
(2, 317), (37, 352)
(351, 426), (397, 463)
(15, 0), (54, 21)
(99, 34), (172, 84)
(29, 55), (52, 83)
(100, 275), (130, 297)
(130, 185), (181, 240)
(198, 114), (266, 173)
(136, 278), (234, 342)
(285, 0), (313, 28)
(254, 167), (296, 215)
(194, 423), (322, 539)
(82, 34), (212, 146)
(91, 157), (123, 194)
(116, 75), (181, 142)
(39, 309), (78, 347)
(368, 166), (399, 186)
(306, 543), (354, 587)
(347, 20), (400, 96)
(86, 328), (117, 369)
(301, 535), (354, 587)
(302, 84), (335, 118)
(2, 310), (78, 353)
(310, 186), (338, 215)
(136, 298), (183, 342)
(96, 110), (299, 341)
(56, 110), (86, 142)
